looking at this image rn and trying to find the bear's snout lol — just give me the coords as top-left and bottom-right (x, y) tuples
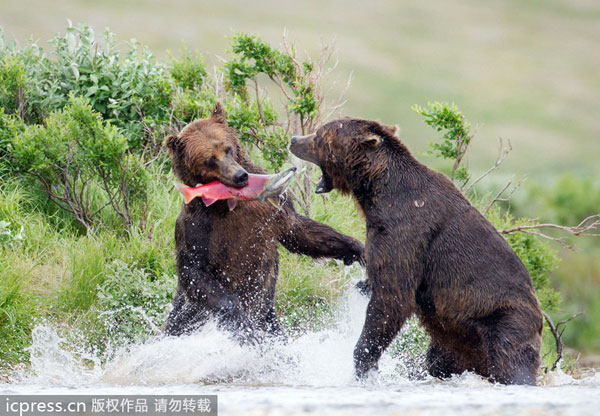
(233, 169), (249, 186)
(289, 133), (318, 165)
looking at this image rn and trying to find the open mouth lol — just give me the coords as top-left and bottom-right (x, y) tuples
(315, 168), (333, 194)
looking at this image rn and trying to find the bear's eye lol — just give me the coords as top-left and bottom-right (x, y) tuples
(205, 156), (217, 167)
(225, 147), (233, 155)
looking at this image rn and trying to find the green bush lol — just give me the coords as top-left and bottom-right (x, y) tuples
(11, 96), (149, 231)
(92, 259), (175, 350)
(167, 47), (216, 128)
(538, 174), (600, 226)
(413, 102), (473, 185)
(0, 54), (27, 118)
(169, 46), (207, 91)
(0, 167), (180, 368)
(223, 33), (324, 170)
(0, 23), (173, 150)
(0, 108), (25, 174)
(0, 24), (335, 171)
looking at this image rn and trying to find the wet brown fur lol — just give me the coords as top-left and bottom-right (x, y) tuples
(289, 118), (543, 385)
(163, 104), (364, 342)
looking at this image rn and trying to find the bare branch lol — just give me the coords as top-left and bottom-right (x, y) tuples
(542, 311), (584, 372)
(483, 176), (526, 215)
(464, 138), (512, 193)
(286, 188), (308, 213)
(282, 30), (302, 74)
(520, 230), (578, 250)
(323, 71), (352, 121)
(499, 215), (600, 238)
(253, 79), (266, 126)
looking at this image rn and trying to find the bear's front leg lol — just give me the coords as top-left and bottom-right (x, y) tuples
(280, 212), (365, 265)
(354, 259), (417, 379)
(353, 294), (412, 379)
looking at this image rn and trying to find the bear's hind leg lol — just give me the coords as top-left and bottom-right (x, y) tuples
(426, 342), (466, 380)
(486, 340), (540, 385)
(477, 311), (541, 385)
(164, 288), (209, 336)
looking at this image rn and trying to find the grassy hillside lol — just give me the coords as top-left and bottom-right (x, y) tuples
(0, 0), (598, 177)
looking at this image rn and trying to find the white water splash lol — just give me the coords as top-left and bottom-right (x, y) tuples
(22, 324), (104, 385)
(6, 286), (600, 416)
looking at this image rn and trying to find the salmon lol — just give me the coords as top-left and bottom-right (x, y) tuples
(174, 167), (296, 211)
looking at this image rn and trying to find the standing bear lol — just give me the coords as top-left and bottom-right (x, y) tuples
(163, 103), (364, 342)
(290, 118), (543, 385)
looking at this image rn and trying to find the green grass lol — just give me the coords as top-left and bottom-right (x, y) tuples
(0, 167), (178, 371)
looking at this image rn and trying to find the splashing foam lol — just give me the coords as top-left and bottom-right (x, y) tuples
(19, 287), (394, 387)
(22, 324), (104, 384)
(18, 286), (598, 389)
(103, 287), (379, 386)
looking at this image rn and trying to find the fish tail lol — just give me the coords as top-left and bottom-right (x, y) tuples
(174, 181), (197, 204)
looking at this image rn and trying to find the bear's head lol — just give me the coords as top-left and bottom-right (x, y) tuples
(289, 118), (403, 195)
(165, 103), (249, 188)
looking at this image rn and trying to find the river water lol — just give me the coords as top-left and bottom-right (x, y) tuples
(2, 289), (599, 416)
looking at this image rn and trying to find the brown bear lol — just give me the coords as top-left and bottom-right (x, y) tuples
(163, 103), (364, 343)
(289, 118), (543, 385)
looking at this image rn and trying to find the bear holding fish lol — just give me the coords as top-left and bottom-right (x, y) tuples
(163, 103), (364, 342)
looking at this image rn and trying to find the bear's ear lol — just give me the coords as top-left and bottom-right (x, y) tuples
(381, 124), (399, 138)
(164, 135), (180, 152)
(359, 134), (382, 147)
(210, 102), (228, 125)
(368, 120), (399, 139)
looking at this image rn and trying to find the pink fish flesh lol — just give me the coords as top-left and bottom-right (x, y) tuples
(174, 168), (296, 211)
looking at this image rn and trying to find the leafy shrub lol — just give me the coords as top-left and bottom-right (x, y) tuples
(224, 33), (347, 214)
(169, 46), (207, 91)
(0, 23), (173, 151)
(0, 54), (27, 118)
(168, 48), (216, 128)
(93, 260), (176, 349)
(413, 102), (473, 185)
(222, 33), (321, 169)
(0, 108), (25, 174)
(224, 98), (290, 169)
(10, 96), (149, 231)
